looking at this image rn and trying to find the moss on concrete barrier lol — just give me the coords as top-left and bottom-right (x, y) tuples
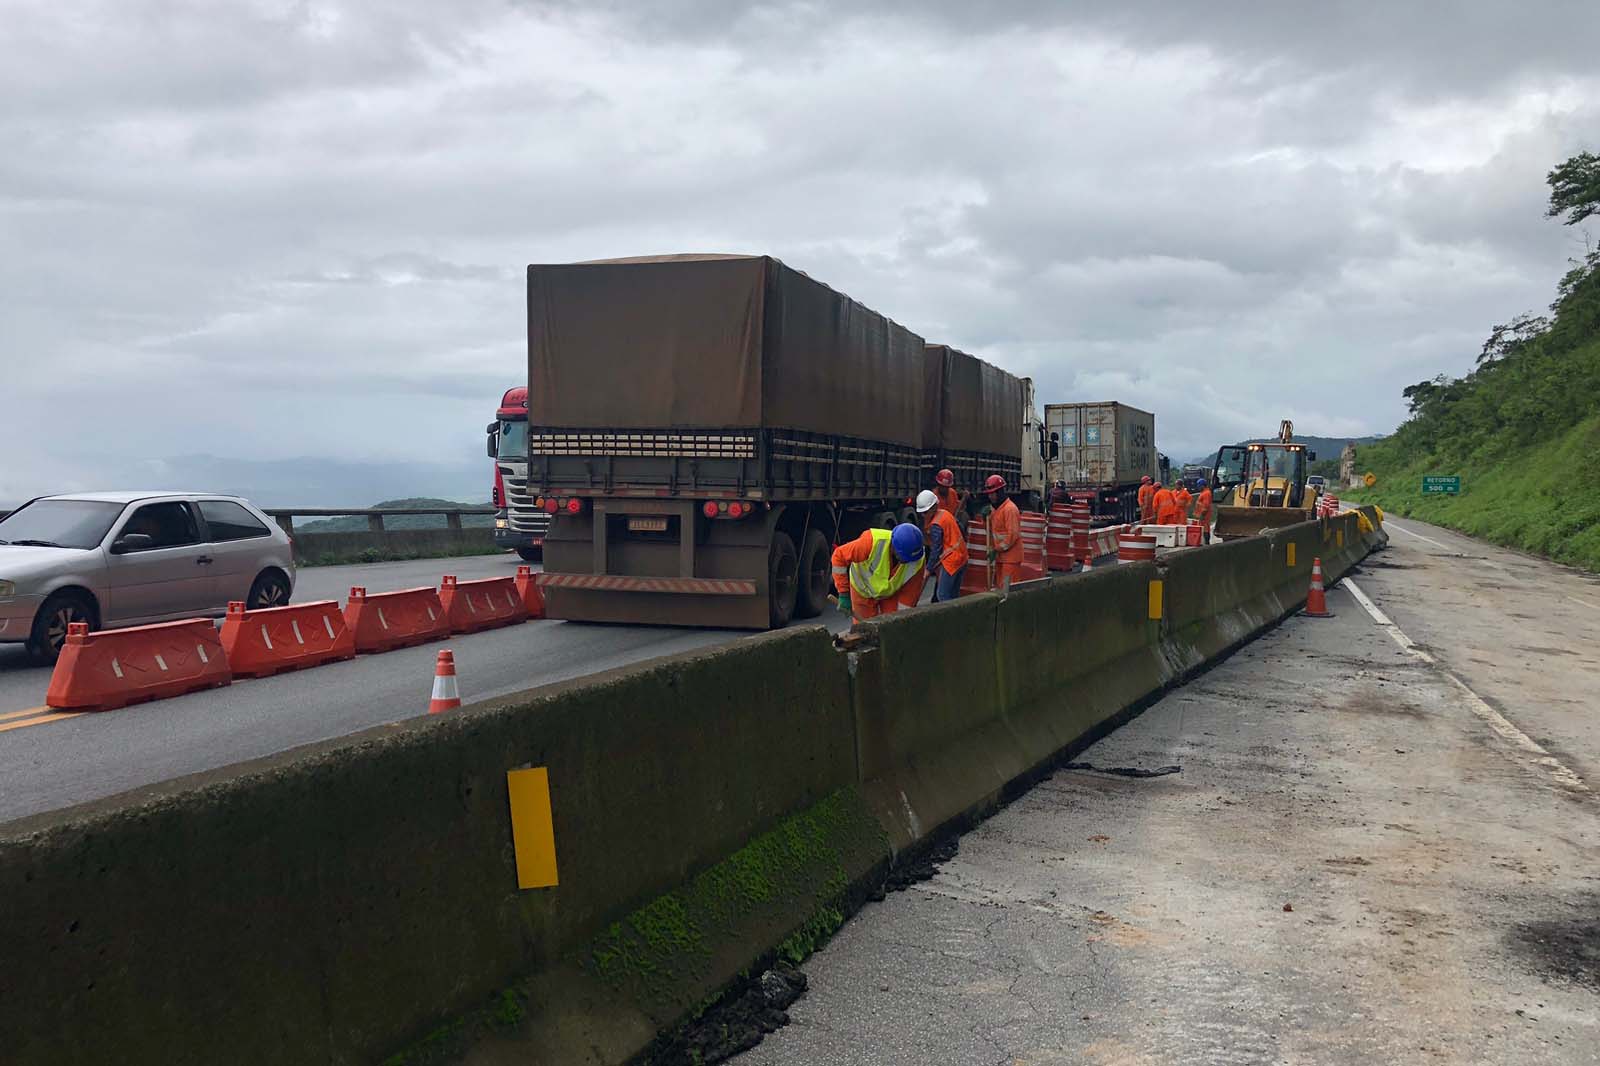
(0, 515), (1384, 1065)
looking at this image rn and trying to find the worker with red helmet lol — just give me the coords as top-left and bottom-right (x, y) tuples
(1152, 480), (1183, 525)
(829, 522), (927, 621)
(983, 474), (1023, 592)
(1137, 475), (1157, 522)
(932, 468), (965, 522)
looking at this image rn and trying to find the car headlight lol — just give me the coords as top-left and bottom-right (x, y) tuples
(0, 580), (14, 600)
(495, 518), (508, 529)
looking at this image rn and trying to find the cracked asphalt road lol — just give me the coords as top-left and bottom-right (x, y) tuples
(738, 521), (1600, 1065)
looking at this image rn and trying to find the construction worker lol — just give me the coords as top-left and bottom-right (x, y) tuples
(1193, 478), (1214, 540)
(1047, 479), (1072, 510)
(983, 474), (1024, 592)
(1152, 481), (1182, 525)
(916, 489), (968, 603)
(1175, 479), (1193, 521)
(830, 522), (927, 621)
(932, 468), (965, 523)
(1137, 475), (1157, 522)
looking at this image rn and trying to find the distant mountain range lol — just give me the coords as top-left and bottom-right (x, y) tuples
(1181, 435), (1385, 467)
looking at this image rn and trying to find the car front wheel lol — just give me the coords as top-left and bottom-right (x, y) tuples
(28, 591), (98, 662)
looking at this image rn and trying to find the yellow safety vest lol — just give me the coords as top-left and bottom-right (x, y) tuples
(848, 528), (919, 601)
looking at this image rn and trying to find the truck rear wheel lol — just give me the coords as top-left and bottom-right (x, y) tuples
(768, 532), (799, 629)
(795, 529), (831, 619)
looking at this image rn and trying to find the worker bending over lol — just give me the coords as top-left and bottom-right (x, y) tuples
(1137, 475), (1156, 522)
(916, 490), (968, 603)
(983, 474), (1024, 592)
(831, 522), (926, 621)
(1152, 481), (1183, 525)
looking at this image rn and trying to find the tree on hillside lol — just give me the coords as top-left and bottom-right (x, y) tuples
(1477, 312), (1550, 365)
(1546, 151), (1600, 226)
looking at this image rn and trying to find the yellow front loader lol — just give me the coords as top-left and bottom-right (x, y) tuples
(1208, 420), (1323, 539)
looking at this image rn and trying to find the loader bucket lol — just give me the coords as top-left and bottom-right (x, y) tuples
(1213, 506), (1316, 540)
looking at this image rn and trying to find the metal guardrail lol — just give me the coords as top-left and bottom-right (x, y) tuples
(261, 507), (494, 537)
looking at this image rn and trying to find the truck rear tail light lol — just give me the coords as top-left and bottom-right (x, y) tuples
(703, 501), (720, 519)
(543, 498), (560, 515)
(565, 498), (583, 514)
(728, 502), (745, 518)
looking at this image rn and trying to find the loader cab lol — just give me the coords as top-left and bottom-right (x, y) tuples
(1213, 443), (1313, 507)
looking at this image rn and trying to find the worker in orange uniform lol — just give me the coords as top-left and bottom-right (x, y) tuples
(1175, 480), (1193, 521)
(1152, 481), (1182, 525)
(915, 490), (968, 602)
(982, 474), (1024, 592)
(830, 522), (927, 622)
(1192, 478), (1214, 541)
(932, 468), (966, 524)
(1137, 475), (1157, 522)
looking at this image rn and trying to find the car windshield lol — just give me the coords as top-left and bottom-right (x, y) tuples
(497, 419), (528, 460)
(0, 499), (124, 549)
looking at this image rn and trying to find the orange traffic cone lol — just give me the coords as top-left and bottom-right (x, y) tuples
(1304, 557), (1332, 618)
(429, 649), (462, 713)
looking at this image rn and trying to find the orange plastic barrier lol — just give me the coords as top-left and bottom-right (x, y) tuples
(439, 575), (527, 635)
(1019, 512), (1047, 581)
(1046, 505), (1075, 572)
(514, 565), (546, 620)
(219, 600), (356, 678)
(46, 619), (231, 711)
(344, 586), (449, 654)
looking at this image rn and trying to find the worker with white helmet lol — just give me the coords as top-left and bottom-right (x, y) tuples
(915, 489), (968, 603)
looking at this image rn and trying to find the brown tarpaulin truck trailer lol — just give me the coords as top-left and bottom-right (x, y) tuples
(529, 254), (968, 629)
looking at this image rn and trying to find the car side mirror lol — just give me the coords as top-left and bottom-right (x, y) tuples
(111, 533), (155, 554)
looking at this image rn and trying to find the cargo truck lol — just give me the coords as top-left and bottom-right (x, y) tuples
(528, 254), (1040, 629)
(923, 345), (1050, 513)
(1043, 401), (1160, 523)
(486, 386), (551, 560)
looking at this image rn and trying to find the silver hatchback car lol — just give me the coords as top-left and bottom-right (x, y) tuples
(0, 492), (296, 659)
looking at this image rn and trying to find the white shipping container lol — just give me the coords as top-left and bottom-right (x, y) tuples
(1043, 402), (1158, 487)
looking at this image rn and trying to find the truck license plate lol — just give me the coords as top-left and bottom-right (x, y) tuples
(628, 517), (669, 532)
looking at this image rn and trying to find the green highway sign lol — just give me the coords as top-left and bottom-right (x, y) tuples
(1421, 475), (1461, 495)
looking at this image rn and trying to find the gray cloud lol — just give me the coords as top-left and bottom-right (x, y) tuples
(2, 0), (1597, 505)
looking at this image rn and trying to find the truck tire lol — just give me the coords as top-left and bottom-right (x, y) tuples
(796, 529), (831, 619)
(516, 547), (541, 562)
(768, 532), (799, 629)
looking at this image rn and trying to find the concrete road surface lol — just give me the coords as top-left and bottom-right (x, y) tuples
(0, 552), (848, 824)
(740, 517), (1600, 1065)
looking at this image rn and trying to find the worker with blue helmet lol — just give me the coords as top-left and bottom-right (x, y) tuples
(830, 522), (928, 621)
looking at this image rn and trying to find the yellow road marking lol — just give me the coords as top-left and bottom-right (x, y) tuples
(0, 705), (52, 722)
(507, 766), (559, 889)
(0, 711), (85, 733)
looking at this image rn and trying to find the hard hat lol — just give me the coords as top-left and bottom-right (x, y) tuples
(935, 468), (955, 487)
(915, 489), (939, 514)
(1141, 475), (1152, 484)
(984, 474), (1006, 493)
(890, 522), (925, 563)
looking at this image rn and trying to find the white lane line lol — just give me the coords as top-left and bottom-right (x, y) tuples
(1384, 520), (1456, 552)
(1343, 578), (1589, 794)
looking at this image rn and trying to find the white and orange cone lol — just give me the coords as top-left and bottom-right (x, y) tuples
(429, 649), (462, 713)
(1304, 557), (1332, 618)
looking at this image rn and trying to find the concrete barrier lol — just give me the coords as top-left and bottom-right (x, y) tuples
(0, 626), (882, 1066)
(0, 515), (1385, 1065)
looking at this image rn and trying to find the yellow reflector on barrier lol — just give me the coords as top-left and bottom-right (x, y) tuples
(507, 766), (559, 889)
(1337, 529), (1345, 548)
(1287, 542), (1297, 567)
(1148, 580), (1163, 620)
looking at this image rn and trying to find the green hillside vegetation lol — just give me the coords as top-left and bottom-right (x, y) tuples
(298, 498), (493, 533)
(1345, 151), (1600, 572)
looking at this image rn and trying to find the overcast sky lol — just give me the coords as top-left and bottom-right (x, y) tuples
(4, 0), (1597, 505)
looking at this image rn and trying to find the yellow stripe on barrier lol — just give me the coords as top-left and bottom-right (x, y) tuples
(1287, 542), (1297, 567)
(1148, 580), (1164, 620)
(507, 767), (559, 889)
(1337, 529), (1345, 548)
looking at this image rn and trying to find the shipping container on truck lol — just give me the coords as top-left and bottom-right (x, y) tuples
(922, 345), (1046, 511)
(1043, 402), (1159, 523)
(528, 254), (934, 629)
